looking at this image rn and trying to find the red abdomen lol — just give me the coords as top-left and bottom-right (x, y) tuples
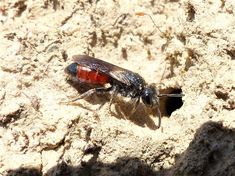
(77, 65), (110, 85)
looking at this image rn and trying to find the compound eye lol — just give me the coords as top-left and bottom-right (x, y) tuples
(142, 91), (152, 106)
(65, 63), (77, 77)
(144, 95), (151, 105)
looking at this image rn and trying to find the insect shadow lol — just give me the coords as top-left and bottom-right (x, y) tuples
(112, 98), (159, 130)
(65, 79), (159, 130)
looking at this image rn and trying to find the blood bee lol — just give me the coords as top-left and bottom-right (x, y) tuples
(65, 55), (183, 128)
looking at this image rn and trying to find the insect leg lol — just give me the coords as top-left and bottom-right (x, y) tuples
(156, 106), (161, 128)
(108, 89), (118, 113)
(70, 89), (96, 102)
(96, 87), (113, 95)
(128, 98), (140, 117)
(63, 87), (112, 104)
(108, 89), (129, 119)
(73, 87), (112, 101)
(143, 104), (161, 128)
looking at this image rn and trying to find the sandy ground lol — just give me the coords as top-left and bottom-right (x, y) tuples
(0, 0), (234, 176)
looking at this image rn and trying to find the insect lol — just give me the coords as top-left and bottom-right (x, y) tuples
(65, 55), (183, 128)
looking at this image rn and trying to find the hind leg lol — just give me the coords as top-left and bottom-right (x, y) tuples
(61, 87), (112, 105)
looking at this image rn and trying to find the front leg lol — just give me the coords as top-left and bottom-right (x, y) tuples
(155, 106), (161, 128)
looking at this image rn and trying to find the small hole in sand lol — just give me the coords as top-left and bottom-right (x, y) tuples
(160, 88), (183, 117)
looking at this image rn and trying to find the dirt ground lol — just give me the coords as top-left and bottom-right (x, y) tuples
(0, 0), (234, 176)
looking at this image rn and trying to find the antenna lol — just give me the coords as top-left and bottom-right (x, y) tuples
(158, 93), (184, 98)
